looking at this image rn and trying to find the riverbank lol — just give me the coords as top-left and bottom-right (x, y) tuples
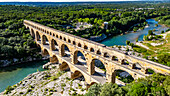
(0, 60), (48, 92)
(0, 65), (87, 96)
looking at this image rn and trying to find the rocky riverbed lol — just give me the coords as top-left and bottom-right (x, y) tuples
(0, 64), (87, 96)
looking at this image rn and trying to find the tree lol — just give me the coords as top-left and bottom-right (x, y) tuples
(148, 30), (153, 35)
(85, 84), (102, 96)
(126, 40), (130, 45)
(127, 83), (149, 96)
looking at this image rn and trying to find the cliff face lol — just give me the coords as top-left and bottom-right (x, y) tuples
(89, 33), (107, 42)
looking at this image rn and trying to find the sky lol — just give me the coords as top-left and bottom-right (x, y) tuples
(0, 0), (141, 2)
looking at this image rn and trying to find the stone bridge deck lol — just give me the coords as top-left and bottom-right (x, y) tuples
(24, 20), (170, 85)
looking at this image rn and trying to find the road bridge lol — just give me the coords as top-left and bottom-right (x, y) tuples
(24, 20), (170, 85)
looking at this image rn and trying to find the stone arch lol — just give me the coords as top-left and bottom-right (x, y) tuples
(50, 32), (52, 35)
(36, 31), (41, 41)
(84, 45), (88, 50)
(56, 35), (58, 38)
(73, 50), (87, 65)
(59, 61), (70, 71)
(78, 43), (81, 47)
(111, 69), (134, 83)
(90, 59), (106, 76)
(30, 29), (35, 39)
(61, 44), (71, 57)
(42, 48), (50, 56)
(90, 48), (94, 52)
(68, 39), (71, 43)
(71, 70), (85, 81)
(51, 55), (59, 64)
(51, 39), (58, 51)
(42, 35), (49, 45)
(73, 41), (76, 45)
(47, 31), (49, 34)
(53, 33), (55, 37)
(111, 56), (118, 61)
(121, 59), (129, 65)
(103, 52), (110, 58)
(134, 62), (145, 70)
(145, 67), (156, 74)
(64, 37), (67, 41)
(60, 36), (62, 39)
(96, 50), (101, 55)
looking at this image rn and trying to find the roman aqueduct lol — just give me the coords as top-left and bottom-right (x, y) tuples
(24, 20), (170, 85)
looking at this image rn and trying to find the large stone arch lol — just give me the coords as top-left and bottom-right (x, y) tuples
(89, 58), (106, 75)
(50, 55), (59, 64)
(60, 43), (71, 57)
(42, 48), (50, 56)
(42, 35), (49, 45)
(51, 39), (59, 51)
(59, 61), (70, 71)
(30, 28), (35, 39)
(36, 31), (41, 41)
(73, 50), (87, 64)
(111, 68), (135, 83)
(71, 70), (86, 82)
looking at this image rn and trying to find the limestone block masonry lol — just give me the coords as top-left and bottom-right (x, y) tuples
(24, 20), (170, 85)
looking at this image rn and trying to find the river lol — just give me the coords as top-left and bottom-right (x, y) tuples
(101, 19), (169, 46)
(0, 60), (48, 92)
(0, 19), (168, 93)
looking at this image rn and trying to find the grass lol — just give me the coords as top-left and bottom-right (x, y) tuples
(142, 33), (170, 56)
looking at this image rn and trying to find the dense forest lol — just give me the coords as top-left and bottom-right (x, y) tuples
(85, 73), (170, 96)
(0, 2), (170, 67)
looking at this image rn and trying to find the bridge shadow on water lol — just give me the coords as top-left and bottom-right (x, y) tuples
(0, 60), (49, 72)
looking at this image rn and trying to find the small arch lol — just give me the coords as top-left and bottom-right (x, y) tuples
(112, 56), (118, 61)
(103, 52), (110, 58)
(47, 31), (49, 34)
(121, 59), (129, 65)
(59, 62), (70, 71)
(84, 45), (88, 50)
(53, 33), (55, 37)
(96, 50), (101, 55)
(68, 39), (71, 43)
(78, 43), (81, 47)
(90, 48), (94, 52)
(73, 41), (76, 45)
(50, 32), (52, 35)
(60, 36), (62, 39)
(134, 63), (144, 70)
(64, 37), (66, 41)
(56, 35), (58, 38)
